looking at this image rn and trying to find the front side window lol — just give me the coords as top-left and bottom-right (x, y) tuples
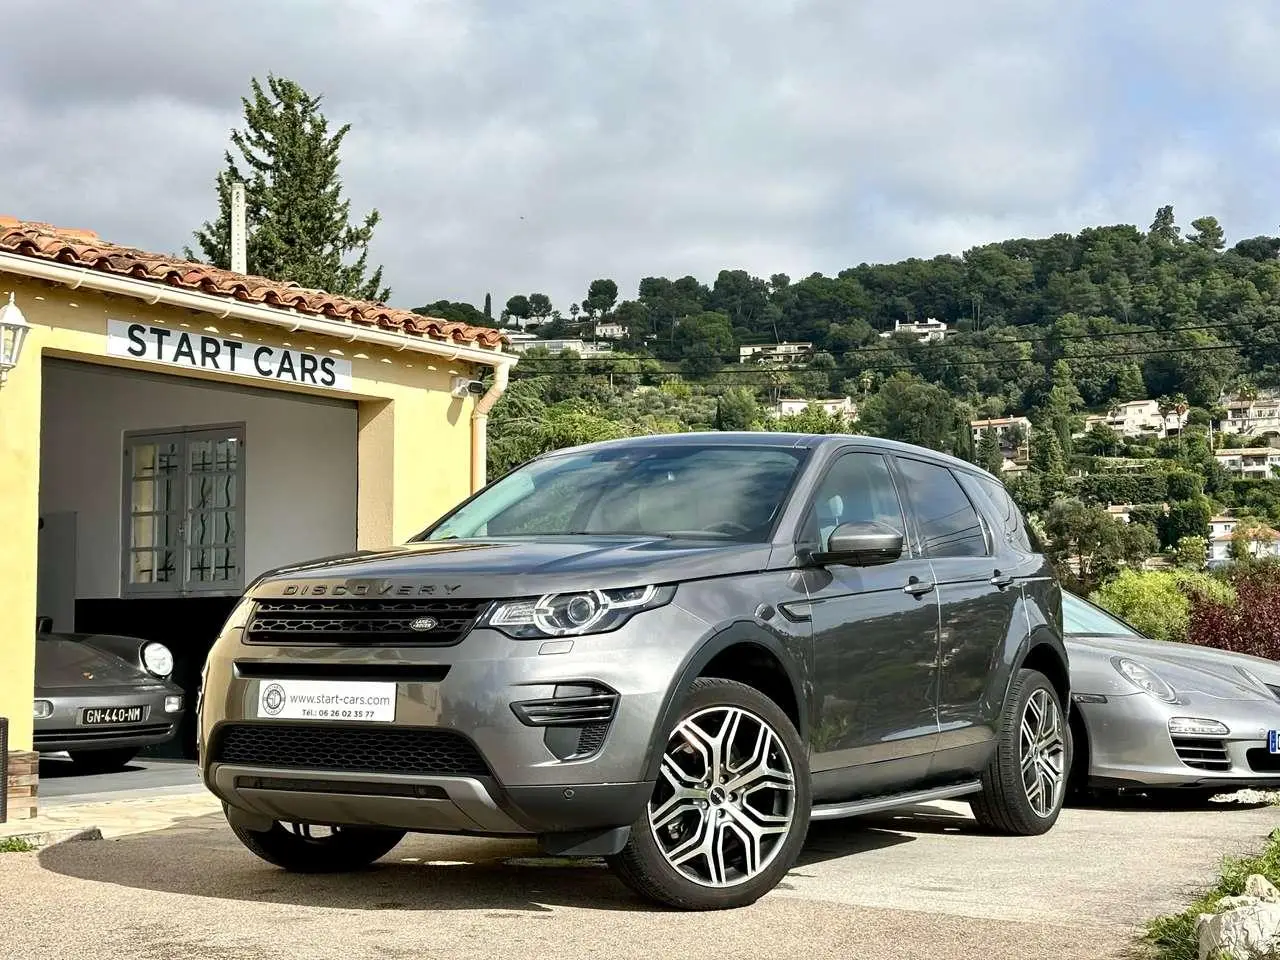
(893, 457), (989, 558)
(800, 451), (906, 550)
(417, 444), (808, 542)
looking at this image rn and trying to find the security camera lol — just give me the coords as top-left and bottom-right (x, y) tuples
(451, 376), (487, 398)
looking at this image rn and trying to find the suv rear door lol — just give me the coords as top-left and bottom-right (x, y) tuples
(888, 455), (1017, 776)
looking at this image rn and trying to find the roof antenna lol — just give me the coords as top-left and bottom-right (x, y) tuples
(230, 181), (247, 275)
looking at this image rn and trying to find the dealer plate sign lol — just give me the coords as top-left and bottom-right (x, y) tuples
(257, 680), (397, 722)
(108, 319), (353, 391)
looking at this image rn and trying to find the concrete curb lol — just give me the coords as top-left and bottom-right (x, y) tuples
(1, 826), (103, 850)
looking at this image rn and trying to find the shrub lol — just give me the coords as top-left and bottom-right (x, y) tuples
(1187, 567), (1280, 659)
(1092, 569), (1233, 643)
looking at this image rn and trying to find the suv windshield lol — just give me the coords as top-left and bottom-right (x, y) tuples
(416, 443), (807, 542)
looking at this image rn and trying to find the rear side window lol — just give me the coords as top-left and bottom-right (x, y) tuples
(971, 473), (1038, 554)
(893, 457), (989, 558)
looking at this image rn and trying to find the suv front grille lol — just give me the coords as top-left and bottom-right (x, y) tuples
(210, 723), (491, 777)
(1172, 736), (1231, 771)
(244, 598), (491, 646)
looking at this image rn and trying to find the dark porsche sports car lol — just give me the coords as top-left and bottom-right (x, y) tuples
(34, 618), (186, 773)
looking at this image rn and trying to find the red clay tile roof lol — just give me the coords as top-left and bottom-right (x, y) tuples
(0, 216), (506, 349)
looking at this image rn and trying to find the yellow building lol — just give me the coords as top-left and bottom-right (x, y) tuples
(0, 217), (515, 817)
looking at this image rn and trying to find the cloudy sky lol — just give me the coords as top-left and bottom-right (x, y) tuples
(3, 1), (1279, 313)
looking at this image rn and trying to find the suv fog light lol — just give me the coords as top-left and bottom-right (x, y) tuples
(164, 696), (183, 713)
(33, 699), (53, 719)
(1169, 717), (1229, 736)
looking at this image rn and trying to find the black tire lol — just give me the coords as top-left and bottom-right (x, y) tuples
(69, 748), (137, 774)
(227, 814), (406, 873)
(969, 668), (1069, 835)
(607, 677), (811, 910)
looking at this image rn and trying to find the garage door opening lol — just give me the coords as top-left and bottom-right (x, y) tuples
(36, 358), (359, 758)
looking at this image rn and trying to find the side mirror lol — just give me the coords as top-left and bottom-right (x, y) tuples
(35, 616), (53, 634)
(814, 521), (903, 566)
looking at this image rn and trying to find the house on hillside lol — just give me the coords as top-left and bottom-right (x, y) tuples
(738, 342), (813, 364)
(594, 322), (628, 340)
(1218, 394), (1280, 438)
(1208, 514), (1280, 565)
(1077, 399), (1187, 439)
(970, 416), (1032, 463)
(772, 396), (858, 420)
(878, 318), (951, 342)
(1213, 447), (1280, 479)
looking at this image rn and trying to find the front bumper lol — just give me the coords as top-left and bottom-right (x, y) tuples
(35, 685), (184, 754)
(1077, 690), (1280, 790)
(199, 603), (710, 839)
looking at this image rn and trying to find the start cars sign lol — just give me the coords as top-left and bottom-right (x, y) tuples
(107, 319), (354, 391)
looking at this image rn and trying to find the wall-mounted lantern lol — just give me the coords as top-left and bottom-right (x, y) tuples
(0, 293), (30, 387)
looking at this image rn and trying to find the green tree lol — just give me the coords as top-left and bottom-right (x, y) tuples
(483, 292), (492, 318)
(771, 404), (851, 435)
(1042, 499), (1153, 593)
(857, 374), (960, 452)
(1159, 497), (1213, 548)
(1188, 216), (1225, 252)
(1031, 426), (1067, 491)
(1173, 535), (1208, 569)
(716, 387), (762, 431)
(504, 295), (531, 325)
(1114, 363), (1146, 402)
(583, 279), (619, 319)
(1148, 204), (1181, 245)
(977, 428), (1003, 475)
(1091, 569), (1233, 643)
(528, 293), (553, 321)
(188, 74), (388, 300)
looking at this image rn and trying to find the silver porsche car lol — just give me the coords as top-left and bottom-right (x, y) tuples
(34, 618), (186, 773)
(1063, 591), (1280, 802)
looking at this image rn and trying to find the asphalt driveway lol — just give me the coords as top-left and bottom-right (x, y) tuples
(4, 796), (1279, 960)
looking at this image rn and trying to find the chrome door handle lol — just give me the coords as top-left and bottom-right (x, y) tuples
(903, 577), (934, 597)
(991, 570), (1014, 588)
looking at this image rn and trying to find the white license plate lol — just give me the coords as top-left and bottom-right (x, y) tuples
(83, 705), (144, 725)
(1270, 731), (1280, 754)
(256, 679), (396, 723)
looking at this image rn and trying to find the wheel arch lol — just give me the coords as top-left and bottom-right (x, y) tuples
(640, 623), (808, 782)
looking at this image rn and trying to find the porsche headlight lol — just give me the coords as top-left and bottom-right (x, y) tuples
(142, 641), (175, 678)
(1112, 656), (1177, 703)
(483, 585), (676, 639)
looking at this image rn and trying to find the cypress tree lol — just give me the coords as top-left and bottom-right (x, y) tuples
(187, 74), (389, 301)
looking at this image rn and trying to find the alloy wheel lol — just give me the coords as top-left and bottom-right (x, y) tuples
(1019, 688), (1065, 817)
(647, 705), (797, 888)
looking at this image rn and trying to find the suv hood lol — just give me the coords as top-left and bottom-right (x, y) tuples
(250, 536), (776, 599)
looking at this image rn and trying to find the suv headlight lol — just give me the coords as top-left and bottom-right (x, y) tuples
(483, 585), (676, 639)
(1112, 656), (1177, 703)
(142, 641), (175, 678)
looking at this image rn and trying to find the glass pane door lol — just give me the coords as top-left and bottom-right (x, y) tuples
(184, 431), (242, 591)
(124, 436), (182, 588)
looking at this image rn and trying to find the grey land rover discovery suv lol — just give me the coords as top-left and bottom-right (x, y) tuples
(199, 432), (1069, 910)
